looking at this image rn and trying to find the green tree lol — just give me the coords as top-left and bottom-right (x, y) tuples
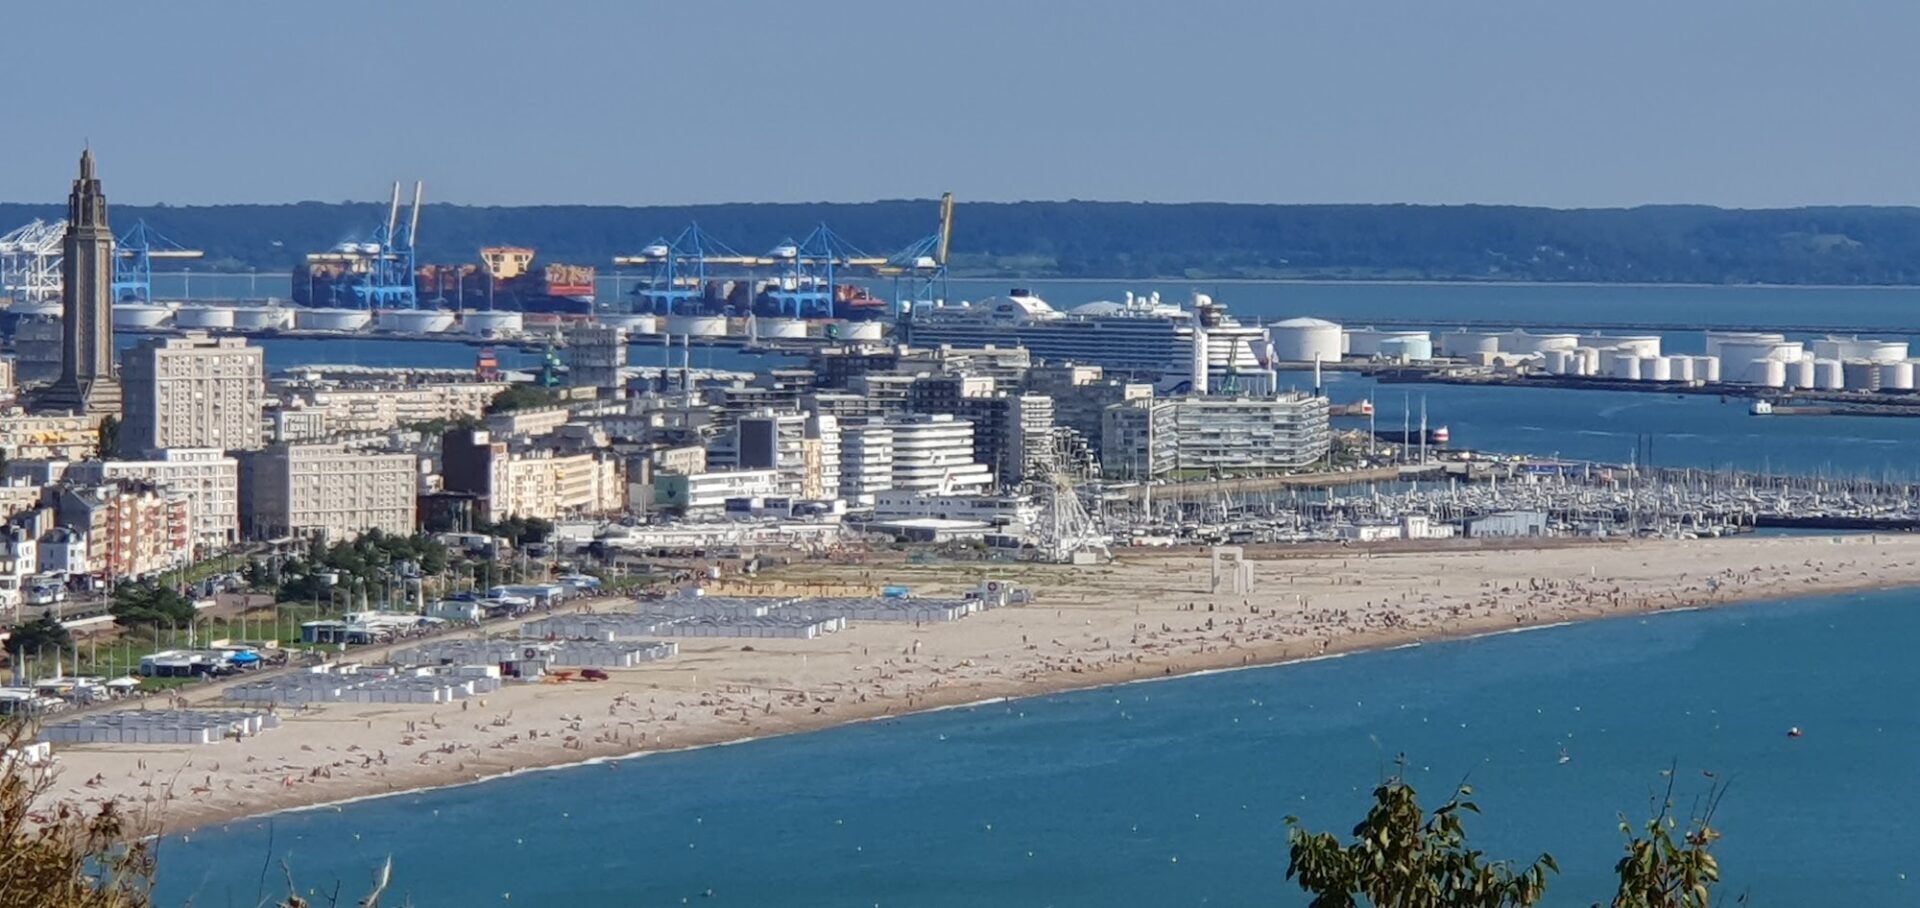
(1286, 764), (1728, 908)
(108, 584), (196, 630)
(1286, 769), (1556, 908)
(3, 616), (74, 660)
(1606, 776), (1725, 908)
(94, 415), (120, 459)
(484, 384), (557, 415)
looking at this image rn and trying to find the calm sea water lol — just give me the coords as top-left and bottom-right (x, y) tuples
(154, 589), (1920, 907)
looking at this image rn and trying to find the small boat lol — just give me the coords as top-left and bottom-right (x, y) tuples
(1557, 746), (1571, 765)
(1749, 399), (1775, 416)
(1787, 726), (1803, 738)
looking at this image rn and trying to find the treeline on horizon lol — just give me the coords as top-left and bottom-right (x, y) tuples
(6, 198), (1920, 284)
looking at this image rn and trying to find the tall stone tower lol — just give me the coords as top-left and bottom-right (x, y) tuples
(32, 149), (121, 417)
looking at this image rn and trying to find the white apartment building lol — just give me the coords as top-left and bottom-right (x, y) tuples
(119, 333), (265, 454)
(654, 469), (782, 514)
(1171, 393), (1331, 472)
(69, 448), (240, 550)
(887, 414), (993, 495)
(838, 419), (894, 507)
(500, 450), (623, 521)
(239, 442), (418, 540)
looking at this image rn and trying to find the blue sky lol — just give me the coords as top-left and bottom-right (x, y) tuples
(6, 0), (1912, 207)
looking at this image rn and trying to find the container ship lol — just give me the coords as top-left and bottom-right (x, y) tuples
(292, 244), (597, 316)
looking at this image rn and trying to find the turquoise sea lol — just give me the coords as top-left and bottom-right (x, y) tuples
(155, 589), (1920, 907)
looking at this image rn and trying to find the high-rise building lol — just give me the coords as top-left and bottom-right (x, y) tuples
(31, 151), (120, 417)
(886, 414), (993, 495)
(566, 324), (628, 396)
(119, 333), (265, 455)
(1170, 393), (1331, 472)
(68, 448), (240, 551)
(838, 418), (895, 507)
(238, 442), (418, 540)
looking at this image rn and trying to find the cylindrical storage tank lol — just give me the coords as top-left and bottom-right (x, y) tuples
(1269, 317), (1345, 363)
(1543, 349), (1574, 375)
(173, 305), (235, 330)
(1815, 359), (1845, 390)
(1694, 355), (1720, 383)
(1716, 341), (1804, 384)
(1671, 356), (1695, 383)
(1376, 335), (1432, 362)
(1812, 337), (1909, 363)
(1646, 356), (1674, 382)
(756, 317), (809, 340)
(842, 321), (885, 341)
(230, 306), (291, 331)
(295, 308), (372, 331)
(595, 312), (657, 334)
(112, 303), (172, 330)
(1843, 360), (1880, 391)
(665, 315), (726, 337)
(1606, 352), (1644, 381)
(1707, 331), (1785, 359)
(1587, 334), (1662, 358)
(463, 310), (525, 335)
(375, 309), (456, 333)
(1879, 361), (1915, 390)
(1758, 359), (1788, 388)
(1573, 347), (1601, 376)
(1438, 330), (1504, 357)
(1503, 330), (1581, 356)
(1791, 357), (1816, 390)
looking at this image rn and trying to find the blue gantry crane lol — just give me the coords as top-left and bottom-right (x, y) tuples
(112, 220), (203, 303)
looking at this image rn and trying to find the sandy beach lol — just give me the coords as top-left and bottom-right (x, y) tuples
(40, 532), (1920, 833)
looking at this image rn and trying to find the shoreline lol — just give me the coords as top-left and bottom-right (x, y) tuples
(48, 534), (1920, 835)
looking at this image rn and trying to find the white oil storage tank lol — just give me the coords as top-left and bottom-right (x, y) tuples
(1717, 341), (1804, 384)
(1791, 357), (1816, 390)
(595, 312), (657, 334)
(1843, 360), (1880, 392)
(1345, 328), (1430, 358)
(665, 315), (726, 338)
(294, 308), (372, 331)
(1645, 355), (1674, 382)
(1815, 359), (1844, 390)
(1269, 317), (1344, 363)
(1757, 359), (1788, 388)
(112, 303), (173, 330)
(1812, 336), (1909, 363)
(1376, 335), (1433, 362)
(1671, 356), (1696, 383)
(1573, 347), (1601, 376)
(1879, 361), (1915, 390)
(1694, 355), (1720, 383)
(755, 317), (809, 340)
(1438, 330), (1504, 357)
(1706, 331), (1785, 359)
(1586, 334), (1662, 358)
(463, 310), (525, 335)
(173, 305), (236, 330)
(230, 306), (291, 331)
(375, 309), (456, 333)
(1502, 330), (1580, 356)
(1606, 352), (1644, 381)
(1543, 349), (1575, 375)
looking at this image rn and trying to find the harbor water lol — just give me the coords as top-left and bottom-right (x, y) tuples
(155, 589), (1920, 907)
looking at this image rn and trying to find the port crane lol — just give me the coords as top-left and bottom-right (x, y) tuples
(612, 224), (758, 314)
(112, 220), (203, 303)
(304, 182), (424, 309)
(875, 192), (954, 312)
(0, 219), (65, 305)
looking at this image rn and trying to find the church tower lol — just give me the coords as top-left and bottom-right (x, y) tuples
(31, 149), (121, 416)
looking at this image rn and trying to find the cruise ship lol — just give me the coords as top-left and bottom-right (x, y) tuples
(904, 289), (1274, 392)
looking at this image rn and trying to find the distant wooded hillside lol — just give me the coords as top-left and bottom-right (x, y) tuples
(4, 199), (1919, 284)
